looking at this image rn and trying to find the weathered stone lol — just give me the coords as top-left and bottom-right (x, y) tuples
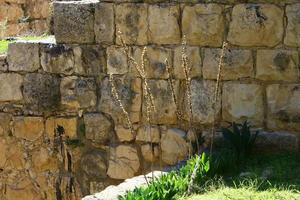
(141, 144), (159, 162)
(90, 182), (111, 195)
(136, 125), (160, 143)
(107, 46), (128, 75)
(94, 3), (114, 44)
(6, 179), (41, 200)
(145, 79), (179, 125)
(32, 147), (58, 172)
(222, 83), (264, 126)
(256, 50), (299, 82)
(228, 4), (284, 47)
(116, 3), (148, 45)
(161, 128), (188, 165)
(115, 126), (135, 142)
(0, 113), (11, 136)
(203, 48), (253, 80)
(81, 151), (107, 179)
(60, 76), (97, 109)
(4, 23), (30, 37)
(130, 46), (172, 79)
(12, 116), (44, 141)
(182, 4), (224, 46)
(0, 73), (23, 102)
(285, 4), (300, 47)
(30, 20), (48, 35)
(0, 55), (7, 71)
(107, 145), (140, 179)
(53, 1), (96, 43)
(84, 113), (112, 143)
(23, 73), (60, 111)
(149, 5), (180, 44)
(7, 42), (40, 72)
(6, 141), (25, 169)
(99, 77), (141, 126)
(46, 117), (78, 139)
(0, 3), (23, 22)
(0, 138), (7, 167)
(41, 44), (75, 75)
(267, 84), (300, 131)
(173, 46), (202, 79)
(27, 0), (50, 19)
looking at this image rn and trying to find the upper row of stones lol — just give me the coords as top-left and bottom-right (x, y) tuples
(53, 2), (300, 47)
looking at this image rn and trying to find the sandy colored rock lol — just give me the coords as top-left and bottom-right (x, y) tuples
(149, 4), (180, 44)
(32, 147), (58, 172)
(94, 3), (114, 44)
(0, 73), (23, 102)
(0, 138), (7, 167)
(0, 113), (11, 136)
(30, 20), (48, 35)
(27, 0), (50, 19)
(46, 117), (78, 139)
(115, 126), (135, 142)
(12, 116), (44, 141)
(0, 55), (7, 71)
(81, 151), (107, 179)
(4, 22), (30, 36)
(256, 50), (299, 82)
(6, 179), (42, 200)
(141, 144), (159, 162)
(107, 46), (128, 75)
(107, 145), (140, 179)
(136, 125), (160, 143)
(228, 4), (284, 47)
(203, 48), (253, 80)
(0, 3), (23, 22)
(182, 4), (224, 46)
(285, 4), (300, 47)
(116, 3), (148, 45)
(222, 83), (264, 126)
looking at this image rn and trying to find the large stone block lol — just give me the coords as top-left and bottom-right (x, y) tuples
(203, 48), (253, 80)
(0, 73), (23, 102)
(115, 126), (135, 142)
(285, 4), (300, 47)
(23, 73), (60, 112)
(12, 116), (44, 141)
(27, 0), (50, 19)
(149, 4), (180, 44)
(7, 42), (40, 72)
(107, 46), (128, 75)
(136, 125), (160, 143)
(182, 4), (224, 46)
(0, 113), (11, 136)
(222, 83), (264, 126)
(46, 117), (78, 139)
(60, 76), (97, 109)
(267, 84), (300, 131)
(53, 1), (96, 44)
(130, 46), (172, 79)
(0, 3), (23, 22)
(94, 3), (114, 44)
(141, 144), (159, 163)
(81, 151), (107, 179)
(256, 50), (299, 81)
(32, 147), (58, 172)
(116, 3), (148, 45)
(228, 4), (284, 47)
(107, 145), (140, 180)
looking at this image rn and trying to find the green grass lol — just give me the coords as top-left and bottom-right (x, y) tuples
(0, 40), (9, 54)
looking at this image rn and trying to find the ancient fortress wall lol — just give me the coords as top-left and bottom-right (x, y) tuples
(0, 0), (50, 37)
(0, 0), (300, 199)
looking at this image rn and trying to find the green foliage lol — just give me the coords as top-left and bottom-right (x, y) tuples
(65, 138), (84, 148)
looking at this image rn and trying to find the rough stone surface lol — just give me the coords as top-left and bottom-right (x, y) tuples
(228, 4), (284, 47)
(7, 43), (40, 72)
(256, 50), (299, 82)
(115, 126), (135, 142)
(107, 46), (128, 75)
(161, 128), (188, 165)
(12, 116), (44, 141)
(0, 73), (23, 102)
(182, 4), (224, 46)
(0, 3), (23, 22)
(32, 147), (58, 172)
(141, 144), (159, 162)
(94, 3), (114, 44)
(116, 3), (148, 45)
(46, 117), (78, 139)
(148, 5), (180, 44)
(203, 48), (253, 80)
(81, 151), (107, 179)
(285, 4), (300, 47)
(222, 83), (264, 126)
(84, 113), (112, 143)
(0, 113), (11, 136)
(0, 55), (7, 71)
(267, 84), (300, 131)
(136, 125), (160, 143)
(107, 145), (140, 180)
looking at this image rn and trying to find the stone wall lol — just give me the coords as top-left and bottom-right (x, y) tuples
(0, 0), (50, 37)
(0, 0), (300, 199)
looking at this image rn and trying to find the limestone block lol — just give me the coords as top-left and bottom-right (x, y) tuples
(115, 126), (135, 142)
(5, 23), (30, 37)
(60, 76), (97, 109)
(145, 79), (179, 125)
(6, 179), (41, 200)
(107, 145), (140, 179)
(161, 128), (188, 165)
(173, 46), (202, 79)
(0, 73), (23, 102)
(228, 4), (284, 47)
(141, 144), (159, 162)
(94, 3), (114, 44)
(116, 3), (148, 45)
(203, 48), (253, 80)
(99, 77), (141, 126)
(267, 84), (300, 131)
(30, 20), (48, 35)
(149, 4), (180, 44)
(0, 3), (23, 22)
(46, 117), (78, 139)
(107, 46), (128, 75)
(256, 50), (299, 82)
(0, 138), (7, 167)
(27, 0), (50, 19)
(0, 55), (7, 71)
(53, 1), (96, 44)
(136, 125), (160, 143)
(222, 83), (264, 126)
(32, 147), (58, 172)
(81, 151), (107, 179)
(130, 46), (172, 79)
(7, 42), (40, 72)
(84, 113), (112, 143)
(12, 116), (44, 141)
(0, 113), (11, 136)
(182, 4), (224, 46)
(6, 141), (25, 169)
(285, 4), (300, 47)
(41, 44), (74, 75)
(23, 73), (60, 111)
